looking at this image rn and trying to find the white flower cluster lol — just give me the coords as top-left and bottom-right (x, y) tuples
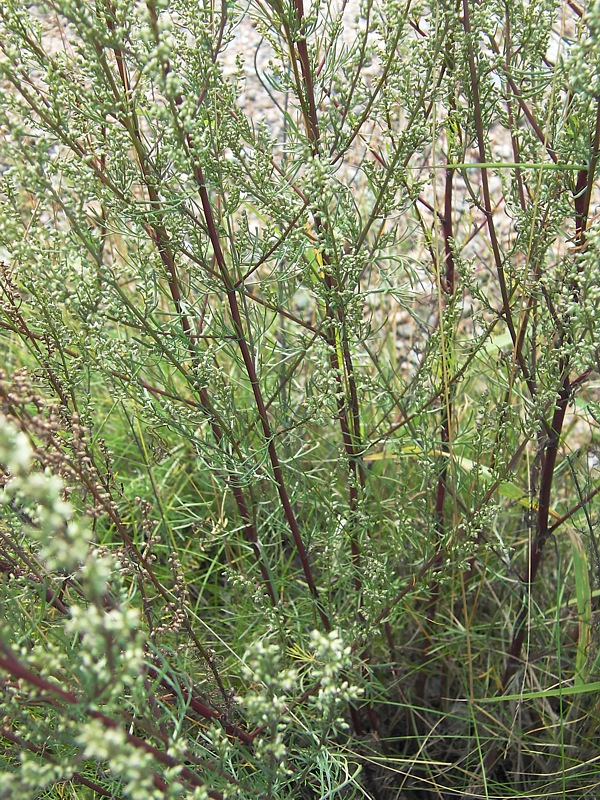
(237, 629), (363, 770)
(0, 417), (87, 571)
(546, 225), (600, 373)
(309, 628), (363, 719)
(77, 720), (158, 800)
(0, 414), (148, 787)
(134, 1), (186, 99)
(0, 754), (67, 797)
(304, 154), (342, 216)
(238, 640), (296, 768)
(0, 417), (31, 473)
(0, 414), (124, 597)
(566, 0), (600, 98)
(66, 604), (144, 690)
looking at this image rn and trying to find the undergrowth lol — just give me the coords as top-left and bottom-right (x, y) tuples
(1, 0), (600, 797)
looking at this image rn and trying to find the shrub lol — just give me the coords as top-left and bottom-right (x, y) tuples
(1, 0), (599, 797)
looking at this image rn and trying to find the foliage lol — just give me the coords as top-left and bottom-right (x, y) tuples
(1, 0), (600, 797)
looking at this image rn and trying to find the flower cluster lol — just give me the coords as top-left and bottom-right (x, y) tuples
(0, 413), (149, 793)
(238, 640), (296, 769)
(308, 629), (363, 723)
